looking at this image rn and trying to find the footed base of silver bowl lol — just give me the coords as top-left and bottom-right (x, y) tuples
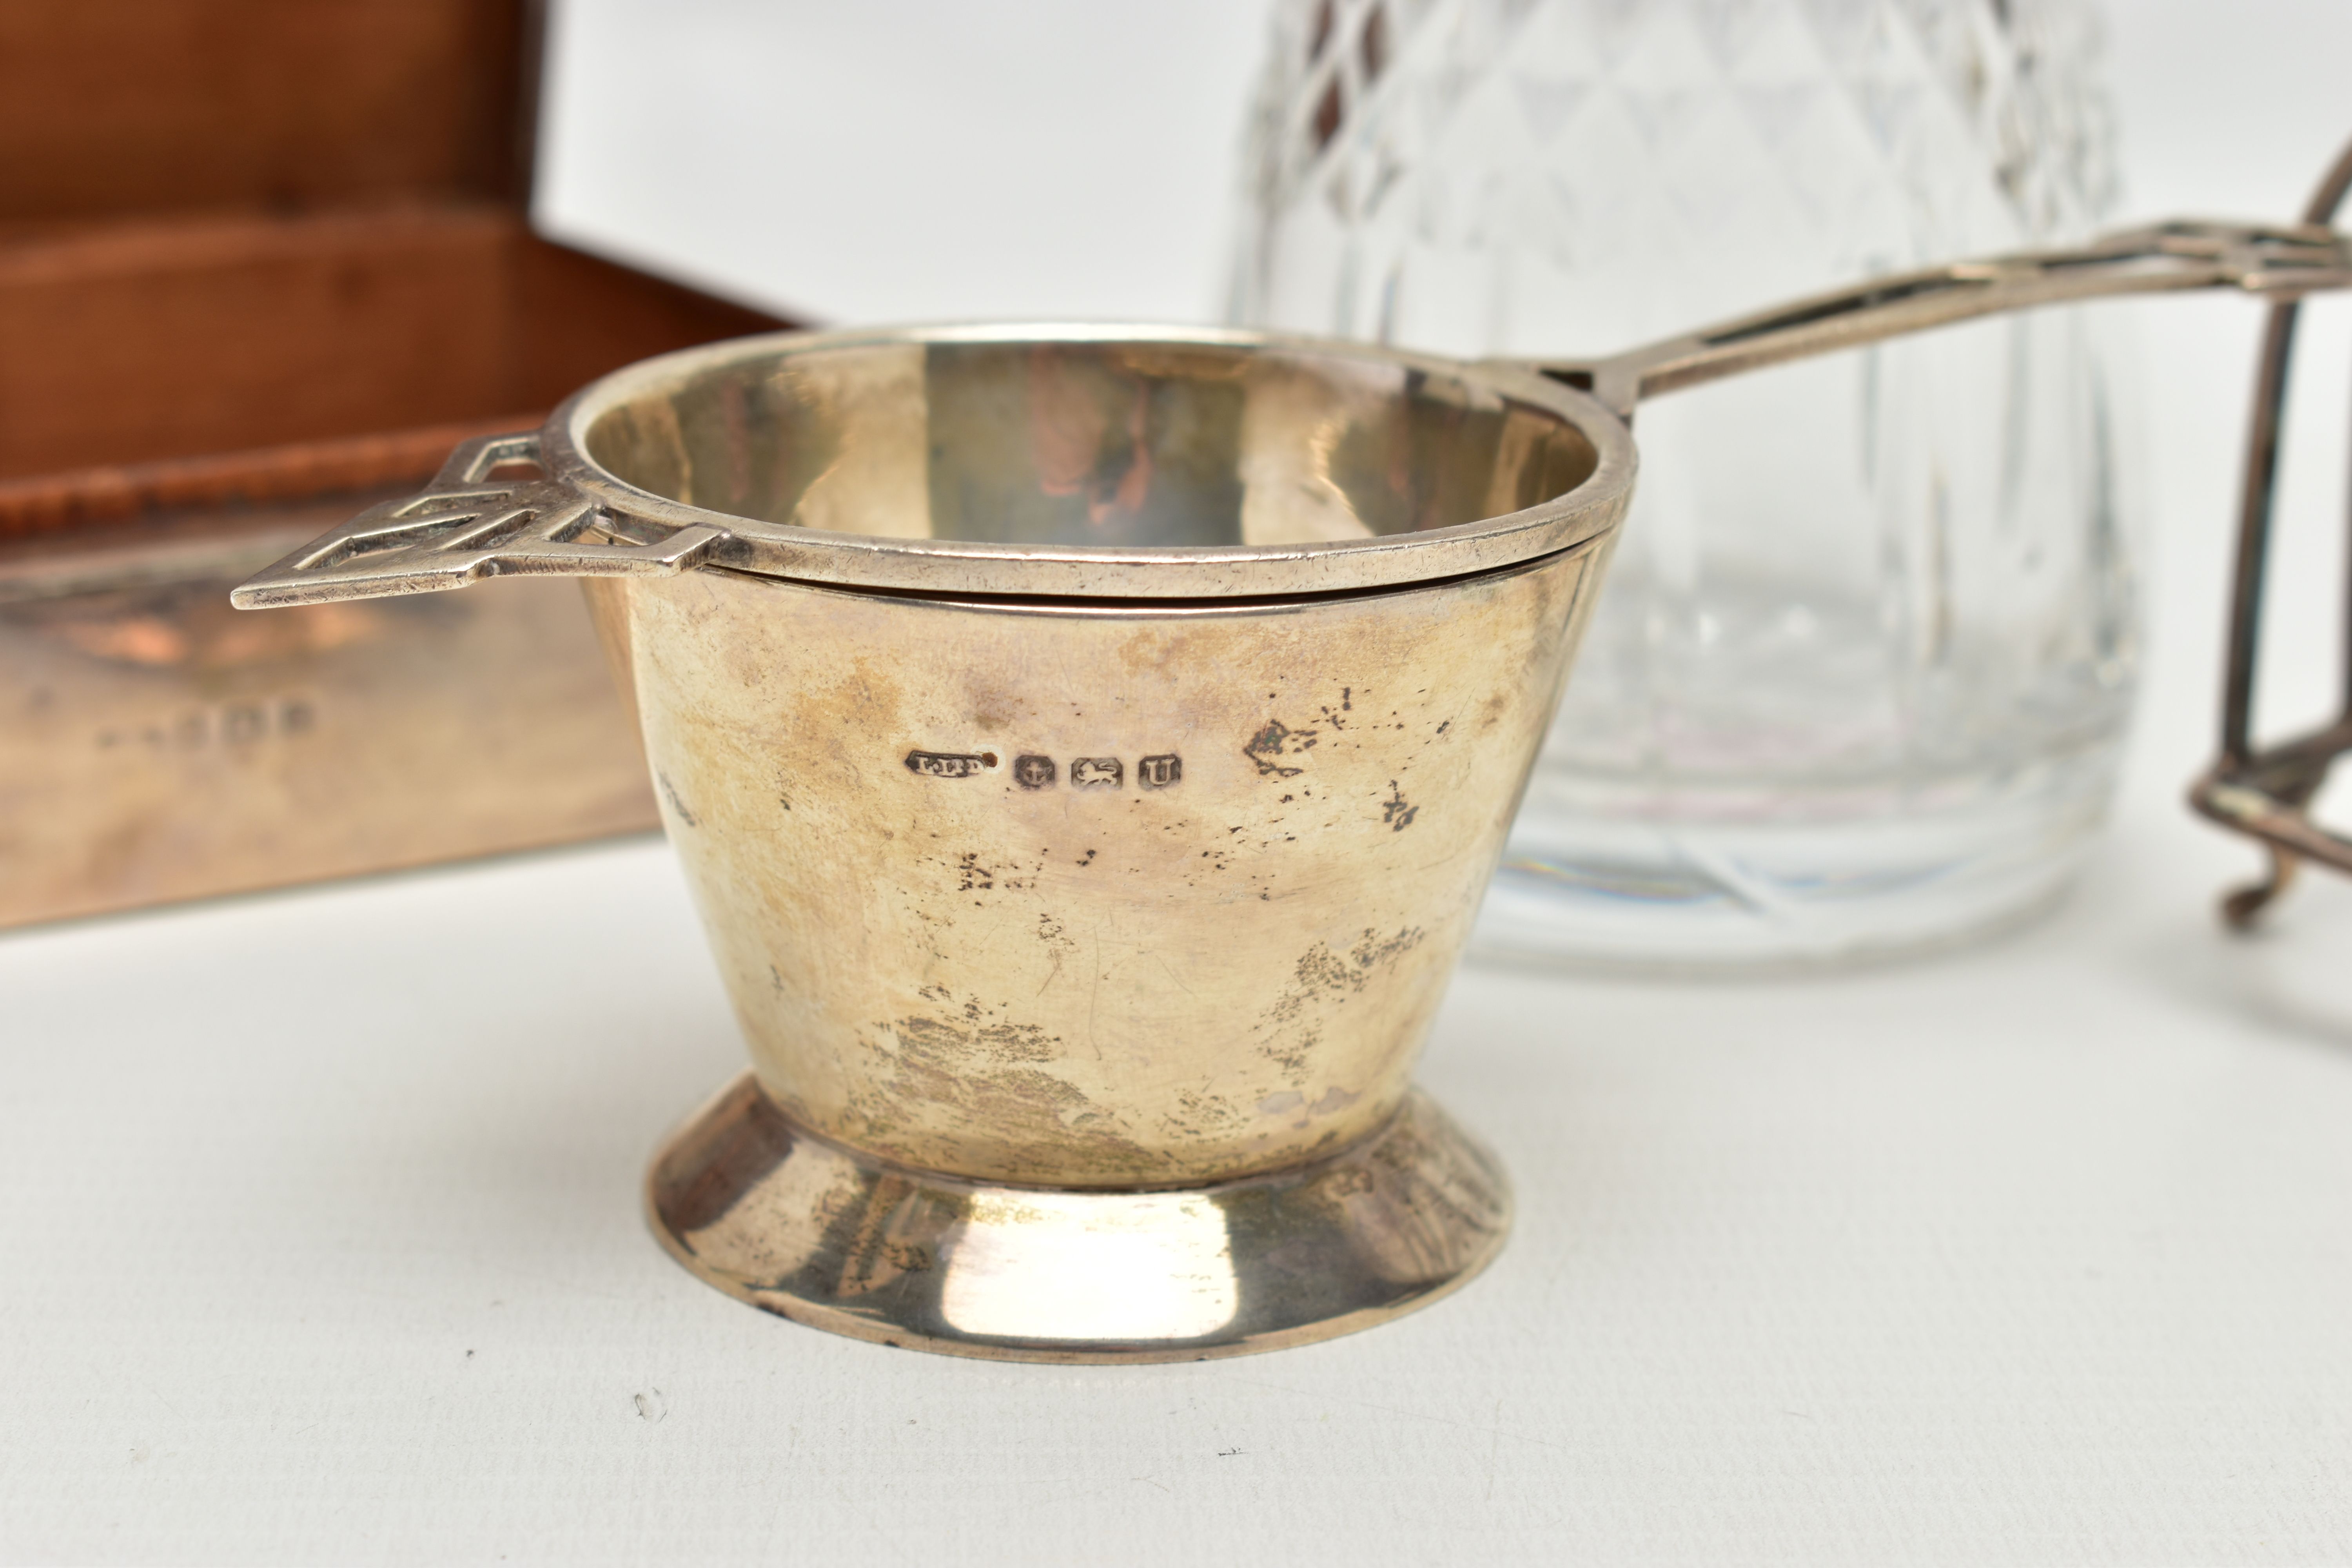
(646, 1074), (1512, 1363)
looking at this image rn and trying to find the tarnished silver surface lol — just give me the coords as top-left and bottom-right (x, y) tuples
(2190, 138), (2352, 925)
(0, 511), (659, 929)
(595, 541), (1596, 1191)
(237, 328), (1628, 605)
(229, 210), (2352, 1360)
(650, 1074), (1509, 1363)
(1541, 217), (2352, 415)
(230, 220), (2347, 610)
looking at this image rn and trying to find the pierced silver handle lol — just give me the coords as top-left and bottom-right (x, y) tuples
(229, 432), (725, 609)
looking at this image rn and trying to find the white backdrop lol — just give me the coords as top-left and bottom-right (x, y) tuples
(537, 0), (2352, 324)
(9, 5), (2352, 1565)
(536, 0), (1267, 325)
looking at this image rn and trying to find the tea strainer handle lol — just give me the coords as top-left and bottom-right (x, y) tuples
(227, 430), (726, 609)
(1530, 216), (2352, 417)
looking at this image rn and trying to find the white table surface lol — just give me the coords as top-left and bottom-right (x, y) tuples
(12, 390), (2352, 1565)
(13, 5), (2352, 1563)
(11, 664), (2352, 1566)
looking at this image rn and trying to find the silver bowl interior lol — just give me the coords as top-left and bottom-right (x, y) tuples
(580, 335), (1604, 554)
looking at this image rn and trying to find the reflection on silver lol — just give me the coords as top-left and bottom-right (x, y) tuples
(649, 1075), (1509, 1363)
(234, 213), (2352, 1359)
(942, 1191), (1237, 1344)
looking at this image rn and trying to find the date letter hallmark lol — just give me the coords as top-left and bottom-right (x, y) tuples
(1138, 754), (1181, 789)
(905, 750), (995, 779)
(1013, 755), (1057, 789)
(1070, 757), (1123, 789)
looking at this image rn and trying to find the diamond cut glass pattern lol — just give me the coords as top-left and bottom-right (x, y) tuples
(1231, 0), (2135, 967)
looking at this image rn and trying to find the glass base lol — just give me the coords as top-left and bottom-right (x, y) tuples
(1470, 750), (2121, 973)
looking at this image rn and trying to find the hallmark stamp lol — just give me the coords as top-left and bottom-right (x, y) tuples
(907, 749), (1176, 791)
(95, 695), (317, 756)
(905, 750), (993, 779)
